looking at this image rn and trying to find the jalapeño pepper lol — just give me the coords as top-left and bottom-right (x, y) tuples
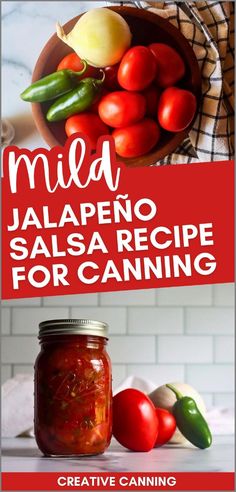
(166, 384), (212, 449)
(20, 62), (87, 103)
(46, 72), (105, 122)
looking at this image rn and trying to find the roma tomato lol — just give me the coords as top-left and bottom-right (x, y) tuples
(98, 91), (146, 128)
(149, 43), (185, 88)
(118, 46), (157, 91)
(113, 118), (160, 158)
(142, 84), (161, 117)
(57, 53), (99, 79)
(104, 64), (120, 90)
(113, 389), (159, 452)
(158, 87), (197, 132)
(65, 113), (110, 149)
(155, 408), (176, 447)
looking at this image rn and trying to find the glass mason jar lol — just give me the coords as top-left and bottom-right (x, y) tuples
(34, 319), (112, 456)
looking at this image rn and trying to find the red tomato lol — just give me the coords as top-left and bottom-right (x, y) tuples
(113, 389), (159, 452)
(149, 43), (185, 88)
(113, 118), (160, 158)
(118, 46), (157, 91)
(142, 84), (161, 117)
(155, 408), (176, 447)
(158, 87), (197, 132)
(98, 91), (146, 128)
(65, 113), (110, 150)
(57, 53), (99, 79)
(104, 64), (120, 90)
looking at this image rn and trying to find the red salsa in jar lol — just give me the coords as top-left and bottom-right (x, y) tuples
(34, 319), (112, 456)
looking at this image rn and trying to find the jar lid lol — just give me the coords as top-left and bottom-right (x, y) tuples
(39, 319), (109, 338)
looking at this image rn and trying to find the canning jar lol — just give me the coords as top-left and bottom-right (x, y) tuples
(34, 319), (112, 456)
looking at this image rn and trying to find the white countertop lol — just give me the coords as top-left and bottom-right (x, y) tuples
(2, 436), (234, 472)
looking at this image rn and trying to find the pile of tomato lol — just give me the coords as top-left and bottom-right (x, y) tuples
(58, 43), (197, 158)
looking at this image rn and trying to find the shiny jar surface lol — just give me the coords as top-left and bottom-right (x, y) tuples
(34, 330), (112, 456)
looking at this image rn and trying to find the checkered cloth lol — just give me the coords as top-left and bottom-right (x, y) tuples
(109, 1), (235, 164)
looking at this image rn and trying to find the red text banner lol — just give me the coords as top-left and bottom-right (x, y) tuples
(1, 135), (234, 299)
(1, 472), (235, 491)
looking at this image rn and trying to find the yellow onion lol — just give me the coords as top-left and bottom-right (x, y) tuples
(57, 8), (132, 68)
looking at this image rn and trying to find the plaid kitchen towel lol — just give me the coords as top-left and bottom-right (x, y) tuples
(108, 1), (234, 164)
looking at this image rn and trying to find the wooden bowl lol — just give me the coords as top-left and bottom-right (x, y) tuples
(31, 6), (201, 167)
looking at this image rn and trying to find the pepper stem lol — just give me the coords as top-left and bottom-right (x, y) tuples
(96, 70), (105, 85)
(166, 384), (183, 400)
(74, 60), (87, 77)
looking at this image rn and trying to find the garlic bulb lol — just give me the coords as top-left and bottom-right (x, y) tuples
(57, 8), (132, 68)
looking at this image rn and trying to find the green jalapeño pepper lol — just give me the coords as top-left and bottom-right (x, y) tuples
(46, 72), (105, 122)
(20, 61), (87, 103)
(166, 384), (212, 449)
